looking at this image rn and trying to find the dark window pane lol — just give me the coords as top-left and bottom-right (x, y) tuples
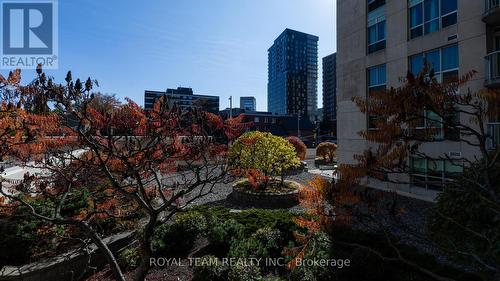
(441, 0), (457, 15)
(442, 45), (459, 70)
(442, 12), (457, 28)
(410, 54), (424, 75)
(368, 40), (386, 53)
(410, 26), (423, 39)
(378, 21), (386, 41)
(411, 158), (426, 173)
(368, 0), (386, 13)
(424, 0), (439, 21)
(424, 19), (439, 34)
(427, 159), (443, 177)
(368, 25), (377, 44)
(444, 160), (463, 178)
(368, 68), (378, 86)
(410, 4), (423, 28)
(426, 50), (441, 73)
(378, 64), (387, 84)
(444, 125), (460, 141)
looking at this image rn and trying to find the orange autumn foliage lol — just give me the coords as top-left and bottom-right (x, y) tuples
(288, 176), (359, 269)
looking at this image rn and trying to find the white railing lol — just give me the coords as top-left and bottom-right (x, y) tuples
(486, 51), (500, 84)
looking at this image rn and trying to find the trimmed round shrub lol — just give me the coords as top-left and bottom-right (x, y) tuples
(228, 131), (300, 188)
(316, 142), (337, 163)
(286, 136), (307, 160)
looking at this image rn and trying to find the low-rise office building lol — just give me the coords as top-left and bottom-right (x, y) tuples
(144, 87), (219, 113)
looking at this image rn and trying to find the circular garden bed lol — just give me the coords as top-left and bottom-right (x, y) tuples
(229, 179), (301, 209)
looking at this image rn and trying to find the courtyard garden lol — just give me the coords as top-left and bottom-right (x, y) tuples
(0, 129), (488, 281)
(0, 68), (496, 281)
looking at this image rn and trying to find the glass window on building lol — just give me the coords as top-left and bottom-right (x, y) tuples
(367, 64), (387, 129)
(441, 0), (458, 28)
(409, 45), (459, 140)
(441, 44), (459, 83)
(410, 157), (463, 190)
(368, 0), (386, 13)
(424, 0), (439, 34)
(409, 44), (458, 83)
(367, 4), (386, 54)
(409, 0), (457, 40)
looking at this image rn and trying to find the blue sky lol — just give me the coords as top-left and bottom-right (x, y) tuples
(18, 0), (336, 111)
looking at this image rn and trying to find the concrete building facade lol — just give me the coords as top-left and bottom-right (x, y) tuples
(337, 0), (499, 200)
(268, 29), (319, 122)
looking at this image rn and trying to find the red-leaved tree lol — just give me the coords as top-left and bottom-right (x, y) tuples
(0, 67), (247, 281)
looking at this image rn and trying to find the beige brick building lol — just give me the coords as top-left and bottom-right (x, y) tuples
(337, 0), (499, 200)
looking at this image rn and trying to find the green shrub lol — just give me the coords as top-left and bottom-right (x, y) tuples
(228, 263), (262, 281)
(191, 206), (301, 244)
(151, 211), (207, 256)
(118, 247), (140, 270)
(289, 232), (335, 281)
(192, 255), (227, 281)
(207, 218), (244, 248)
(176, 211), (208, 234)
(0, 200), (60, 267)
(229, 227), (283, 260)
(261, 277), (285, 281)
(224, 209), (300, 239)
(0, 218), (35, 266)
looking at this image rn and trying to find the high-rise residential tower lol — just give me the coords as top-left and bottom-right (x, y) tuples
(240, 96), (256, 111)
(337, 0), (499, 200)
(322, 53), (337, 122)
(267, 29), (319, 122)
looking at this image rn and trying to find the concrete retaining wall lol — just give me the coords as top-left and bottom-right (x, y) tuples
(230, 182), (300, 209)
(0, 231), (135, 281)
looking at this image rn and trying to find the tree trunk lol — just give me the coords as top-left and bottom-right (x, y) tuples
(134, 213), (157, 281)
(81, 222), (126, 281)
